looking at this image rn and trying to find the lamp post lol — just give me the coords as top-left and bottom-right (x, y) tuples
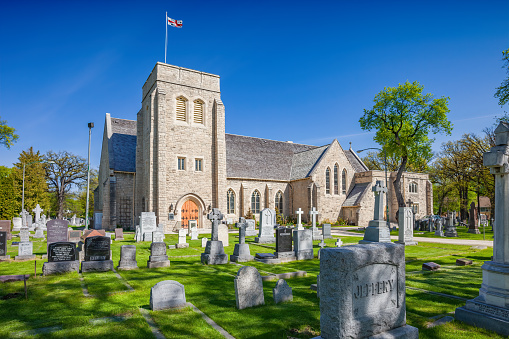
(356, 146), (389, 229)
(85, 122), (94, 230)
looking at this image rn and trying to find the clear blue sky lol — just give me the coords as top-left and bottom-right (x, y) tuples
(1, 1), (508, 169)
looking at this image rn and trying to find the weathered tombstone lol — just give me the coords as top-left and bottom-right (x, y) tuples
(16, 241), (35, 260)
(434, 217), (444, 237)
(115, 228), (124, 241)
(468, 202), (480, 234)
(152, 231), (164, 243)
(201, 237), (208, 247)
(147, 242), (170, 268)
(0, 231), (10, 259)
(81, 236), (113, 272)
(117, 245), (138, 270)
(422, 262), (440, 271)
(309, 207), (321, 240)
(359, 180), (391, 244)
(190, 226), (198, 240)
(255, 208), (276, 243)
(273, 279), (293, 304)
(201, 208), (228, 265)
(140, 212), (157, 241)
(218, 224), (229, 247)
(150, 280), (186, 311)
(47, 219), (69, 249)
(176, 229), (189, 248)
(456, 122), (509, 336)
(0, 221), (12, 240)
(322, 223), (332, 239)
(12, 217), (22, 231)
(317, 244), (418, 338)
(42, 242), (79, 275)
(444, 211), (458, 237)
(245, 219), (257, 236)
(396, 207), (418, 246)
(293, 228), (314, 260)
(230, 223), (254, 262)
(234, 266), (265, 309)
(19, 227), (30, 243)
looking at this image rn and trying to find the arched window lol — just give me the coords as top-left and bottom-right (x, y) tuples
(227, 189), (235, 214)
(342, 169), (347, 194)
(176, 96), (187, 122)
(334, 164), (339, 195)
(409, 182), (418, 193)
(275, 191), (283, 212)
(325, 168), (331, 194)
(251, 190), (260, 214)
(193, 100), (204, 124)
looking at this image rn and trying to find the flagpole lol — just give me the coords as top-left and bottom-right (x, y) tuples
(165, 12), (168, 64)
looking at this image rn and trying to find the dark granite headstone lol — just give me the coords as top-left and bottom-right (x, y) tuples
(422, 262), (441, 271)
(84, 236), (110, 261)
(47, 219), (69, 246)
(276, 227), (292, 253)
(0, 220), (12, 240)
(115, 228), (124, 240)
(0, 231), (7, 256)
(48, 242), (77, 262)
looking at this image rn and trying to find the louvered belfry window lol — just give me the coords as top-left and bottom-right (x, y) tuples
(176, 97), (187, 122)
(194, 100), (204, 124)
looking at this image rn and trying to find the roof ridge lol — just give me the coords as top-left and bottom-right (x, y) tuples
(225, 133), (317, 148)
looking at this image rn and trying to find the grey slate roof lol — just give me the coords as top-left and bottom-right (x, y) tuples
(345, 149), (369, 172)
(290, 146), (329, 180)
(109, 118), (137, 172)
(342, 182), (371, 207)
(225, 134), (317, 181)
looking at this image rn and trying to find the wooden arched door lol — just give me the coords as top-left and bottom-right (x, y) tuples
(181, 200), (199, 228)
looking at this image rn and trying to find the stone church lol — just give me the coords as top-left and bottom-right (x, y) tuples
(94, 62), (432, 232)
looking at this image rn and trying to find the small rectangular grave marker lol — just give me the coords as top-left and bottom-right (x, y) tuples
(456, 258), (473, 266)
(114, 228), (124, 240)
(422, 262), (441, 271)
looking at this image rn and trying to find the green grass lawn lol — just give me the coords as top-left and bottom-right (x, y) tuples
(350, 225), (494, 241)
(0, 230), (504, 338)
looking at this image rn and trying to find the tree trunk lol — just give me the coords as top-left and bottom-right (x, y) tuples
(393, 155), (408, 219)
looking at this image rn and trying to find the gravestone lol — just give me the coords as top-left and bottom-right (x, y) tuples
(0, 231), (9, 259)
(276, 227), (293, 255)
(32, 204), (43, 224)
(201, 237), (208, 247)
(335, 238), (343, 247)
(153, 231), (165, 243)
(218, 224), (229, 247)
(230, 223), (254, 262)
(150, 280), (186, 311)
(201, 208), (228, 265)
(245, 219), (257, 236)
(147, 242), (170, 268)
(296, 208), (304, 230)
(255, 208), (276, 243)
(273, 279), (293, 304)
(444, 211), (458, 237)
(140, 212), (157, 241)
(42, 242), (79, 275)
(359, 180), (391, 244)
(322, 224), (332, 239)
(33, 227), (45, 239)
(0, 220), (12, 240)
(19, 227), (30, 243)
(234, 266), (265, 309)
(293, 228), (314, 260)
(309, 207), (321, 240)
(396, 207), (418, 246)
(317, 243), (418, 339)
(115, 228), (124, 240)
(456, 122), (509, 336)
(176, 229), (189, 248)
(117, 245), (138, 270)
(41, 214), (47, 227)
(16, 241), (35, 260)
(188, 220), (197, 234)
(190, 226), (198, 240)
(81, 236), (113, 272)
(21, 209), (28, 228)
(468, 202), (481, 234)
(456, 258), (473, 266)
(135, 225), (141, 242)
(47, 219), (69, 249)
(26, 214), (33, 230)
(422, 262), (440, 271)
(12, 217), (22, 231)
(434, 217), (444, 237)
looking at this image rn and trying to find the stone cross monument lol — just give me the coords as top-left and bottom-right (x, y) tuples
(309, 207), (321, 240)
(296, 208), (304, 230)
(456, 122), (509, 336)
(201, 208), (228, 265)
(208, 208), (223, 241)
(360, 180), (391, 244)
(32, 204), (43, 224)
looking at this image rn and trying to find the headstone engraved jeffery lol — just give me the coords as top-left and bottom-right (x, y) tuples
(42, 242), (79, 275)
(140, 212), (157, 241)
(317, 243), (418, 339)
(12, 217), (22, 231)
(218, 224), (229, 247)
(230, 223), (254, 262)
(47, 219), (69, 251)
(245, 219), (257, 236)
(201, 208), (228, 265)
(147, 242), (170, 268)
(444, 211), (458, 237)
(396, 207), (418, 246)
(117, 245), (138, 270)
(294, 228), (314, 260)
(322, 223), (332, 239)
(0, 232), (10, 259)
(310, 207), (321, 240)
(359, 180), (391, 244)
(273, 279), (293, 304)
(0, 220), (12, 240)
(115, 228), (124, 240)
(456, 122), (509, 336)
(468, 202), (481, 234)
(255, 208), (276, 243)
(16, 241), (35, 260)
(150, 280), (186, 311)
(234, 266), (265, 309)
(81, 236), (113, 272)
(176, 229), (189, 248)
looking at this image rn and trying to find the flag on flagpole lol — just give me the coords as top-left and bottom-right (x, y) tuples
(168, 17), (183, 28)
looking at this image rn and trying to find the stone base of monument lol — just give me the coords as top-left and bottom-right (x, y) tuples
(359, 220), (391, 244)
(395, 240), (418, 246)
(117, 260), (138, 270)
(434, 230), (444, 237)
(175, 243), (189, 248)
(230, 243), (254, 262)
(311, 325), (419, 339)
(81, 260), (113, 273)
(444, 227), (458, 237)
(0, 255), (11, 260)
(276, 251), (297, 262)
(201, 240), (228, 265)
(456, 299), (509, 336)
(42, 261), (79, 275)
(295, 249), (314, 260)
(468, 228), (481, 234)
(254, 236), (275, 244)
(254, 251), (297, 264)
(147, 260), (170, 268)
(15, 255), (36, 260)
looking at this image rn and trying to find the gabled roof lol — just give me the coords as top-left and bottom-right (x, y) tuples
(290, 145), (329, 180)
(344, 149), (369, 172)
(342, 182), (371, 207)
(108, 118), (137, 172)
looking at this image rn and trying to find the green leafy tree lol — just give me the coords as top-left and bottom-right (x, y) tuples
(0, 166), (17, 220)
(359, 81), (452, 211)
(44, 151), (87, 219)
(495, 49), (509, 107)
(0, 116), (19, 149)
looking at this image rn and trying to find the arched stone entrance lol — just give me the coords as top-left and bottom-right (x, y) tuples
(175, 194), (206, 229)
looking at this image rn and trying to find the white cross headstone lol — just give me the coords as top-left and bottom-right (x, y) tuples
(296, 208), (304, 230)
(32, 204), (43, 223)
(310, 207), (318, 229)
